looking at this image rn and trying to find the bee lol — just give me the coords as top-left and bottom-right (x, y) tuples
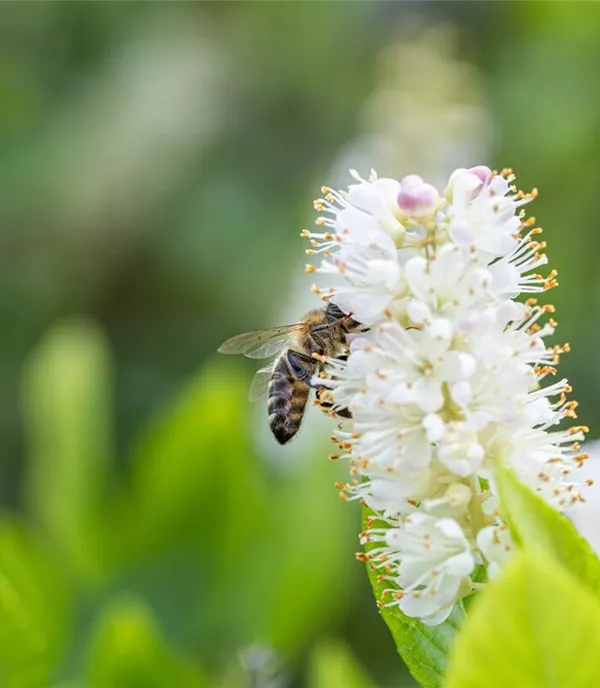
(218, 303), (361, 444)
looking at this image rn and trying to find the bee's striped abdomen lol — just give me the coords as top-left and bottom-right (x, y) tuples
(268, 356), (310, 444)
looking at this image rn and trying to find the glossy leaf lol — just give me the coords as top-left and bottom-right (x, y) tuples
(495, 464), (600, 593)
(446, 550), (600, 688)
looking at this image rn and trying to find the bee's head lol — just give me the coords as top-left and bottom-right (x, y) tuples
(324, 303), (345, 321)
(325, 302), (362, 332)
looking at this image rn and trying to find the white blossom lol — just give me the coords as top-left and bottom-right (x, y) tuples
(476, 524), (515, 579)
(305, 166), (590, 624)
(366, 513), (475, 625)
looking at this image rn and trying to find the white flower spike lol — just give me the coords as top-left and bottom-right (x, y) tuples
(304, 166), (591, 624)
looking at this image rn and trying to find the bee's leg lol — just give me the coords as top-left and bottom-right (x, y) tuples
(315, 386), (353, 418)
(326, 405), (352, 419)
(313, 354), (352, 417)
(285, 350), (318, 385)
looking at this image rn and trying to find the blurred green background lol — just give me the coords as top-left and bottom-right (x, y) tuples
(1, 2), (600, 687)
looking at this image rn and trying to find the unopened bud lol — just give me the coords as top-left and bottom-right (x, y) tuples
(469, 165), (492, 185)
(397, 176), (440, 219)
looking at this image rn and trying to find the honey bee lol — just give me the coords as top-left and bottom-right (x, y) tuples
(218, 303), (361, 444)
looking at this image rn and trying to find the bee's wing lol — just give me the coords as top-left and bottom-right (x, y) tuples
(218, 324), (305, 359)
(248, 363), (275, 402)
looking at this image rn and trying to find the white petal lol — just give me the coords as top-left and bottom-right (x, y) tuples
(427, 317), (453, 341)
(452, 171), (481, 207)
(373, 177), (402, 202)
(371, 259), (401, 290)
(457, 352), (476, 378)
(399, 576), (460, 621)
(440, 352), (475, 381)
(413, 378), (444, 413)
(438, 440), (484, 477)
(449, 220), (475, 246)
(402, 433), (433, 470)
(336, 206), (379, 241)
(422, 413), (446, 442)
(445, 550), (476, 577)
(468, 410), (492, 431)
(347, 182), (387, 217)
(388, 381), (413, 404)
(407, 299), (431, 325)
(476, 525), (514, 579)
(420, 604), (456, 626)
(435, 518), (468, 543)
(404, 256), (429, 302)
(333, 291), (390, 324)
(450, 381), (472, 407)
(488, 261), (520, 298)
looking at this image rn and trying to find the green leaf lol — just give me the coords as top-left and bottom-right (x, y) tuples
(102, 362), (270, 656)
(0, 518), (69, 688)
(446, 549), (600, 688)
(22, 321), (112, 580)
(362, 507), (464, 688)
(111, 361), (267, 569)
(250, 446), (357, 655)
(495, 463), (600, 593)
(87, 597), (207, 688)
(308, 639), (378, 688)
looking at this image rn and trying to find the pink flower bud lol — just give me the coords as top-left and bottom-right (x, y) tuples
(469, 165), (492, 185)
(401, 174), (425, 188)
(397, 176), (440, 219)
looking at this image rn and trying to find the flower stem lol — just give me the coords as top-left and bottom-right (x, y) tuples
(469, 475), (485, 535)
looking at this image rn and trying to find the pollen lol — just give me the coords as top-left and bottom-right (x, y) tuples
(569, 425), (589, 435)
(520, 216), (536, 230)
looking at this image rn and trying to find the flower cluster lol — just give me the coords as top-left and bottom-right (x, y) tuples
(303, 167), (590, 625)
